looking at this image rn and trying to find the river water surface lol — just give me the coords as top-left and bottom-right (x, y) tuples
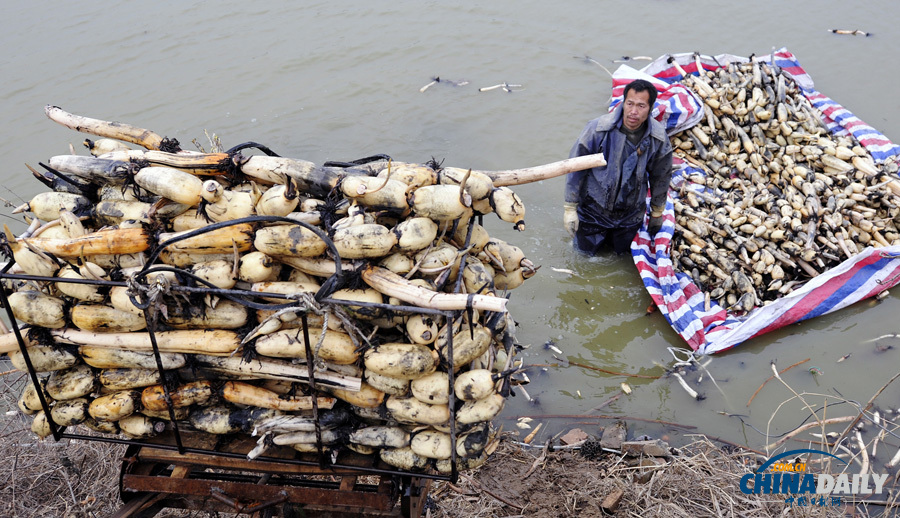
(4, 1), (900, 453)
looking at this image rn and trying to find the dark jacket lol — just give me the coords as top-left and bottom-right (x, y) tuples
(565, 104), (673, 228)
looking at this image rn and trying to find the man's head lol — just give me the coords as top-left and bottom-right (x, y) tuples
(621, 79), (657, 132)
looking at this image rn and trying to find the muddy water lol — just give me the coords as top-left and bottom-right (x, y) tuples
(4, 1), (900, 452)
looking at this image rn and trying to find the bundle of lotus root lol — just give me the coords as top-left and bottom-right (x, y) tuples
(3, 106), (606, 472)
(666, 56), (900, 314)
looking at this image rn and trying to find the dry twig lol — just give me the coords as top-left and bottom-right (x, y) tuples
(834, 369), (900, 448)
(556, 356), (661, 379)
(746, 358), (809, 407)
(522, 440), (550, 480)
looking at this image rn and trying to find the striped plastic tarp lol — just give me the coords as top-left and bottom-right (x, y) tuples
(623, 49), (900, 354)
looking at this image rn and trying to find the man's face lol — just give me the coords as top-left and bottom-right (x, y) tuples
(622, 89), (651, 132)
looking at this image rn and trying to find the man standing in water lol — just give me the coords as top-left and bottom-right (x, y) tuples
(563, 79), (673, 255)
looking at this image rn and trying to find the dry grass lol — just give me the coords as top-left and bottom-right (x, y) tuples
(0, 434), (119, 518)
(428, 437), (894, 518)
(0, 366), (208, 518)
(424, 363), (900, 518)
(0, 369), (118, 518)
(3, 356), (899, 517)
(0, 428), (885, 518)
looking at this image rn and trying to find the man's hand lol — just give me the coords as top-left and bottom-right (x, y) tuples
(563, 202), (578, 237)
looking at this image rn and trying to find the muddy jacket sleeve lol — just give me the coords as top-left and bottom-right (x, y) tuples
(647, 136), (673, 210)
(565, 119), (602, 204)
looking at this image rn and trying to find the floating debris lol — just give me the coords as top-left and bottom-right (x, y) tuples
(864, 333), (900, 343)
(419, 79), (438, 93)
(523, 422), (543, 443)
(889, 438), (900, 468)
(829, 29), (873, 37)
(573, 54), (613, 77)
(516, 384), (538, 405)
(543, 339), (563, 355)
(419, 76), (470, 92)
(613, 55), (653, 63)
(672, 372), (702, 400)
(478, 82), (524, 93)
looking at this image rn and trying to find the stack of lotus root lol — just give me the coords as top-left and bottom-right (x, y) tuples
(666, 56), (900, 314)
(1, 106), (606, 473)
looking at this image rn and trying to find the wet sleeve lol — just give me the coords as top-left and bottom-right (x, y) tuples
(648, 138), (673, 210)
(565, 121), (600, 204)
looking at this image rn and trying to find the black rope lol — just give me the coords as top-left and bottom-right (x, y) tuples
(225, 142), (281, 157)
(322, 154), (392, 168)
(300, 312), (328, 469)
